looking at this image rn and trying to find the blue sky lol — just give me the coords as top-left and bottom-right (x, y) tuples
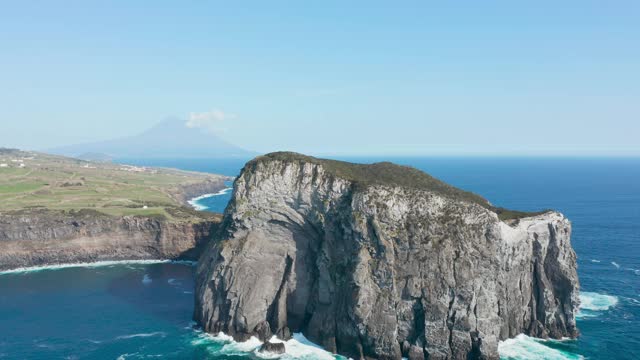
(1, 1), (639, 156)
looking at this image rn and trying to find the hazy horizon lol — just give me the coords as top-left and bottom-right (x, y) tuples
(20, 117), (640, 158)
(2, 1), (639, 156)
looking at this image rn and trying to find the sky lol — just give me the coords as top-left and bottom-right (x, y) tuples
(1, 1), (639, 156)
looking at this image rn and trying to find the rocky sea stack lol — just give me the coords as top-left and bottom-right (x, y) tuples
(194, 152), (580, 360)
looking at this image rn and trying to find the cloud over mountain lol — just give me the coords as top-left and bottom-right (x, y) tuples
(186, 109), (236, 133)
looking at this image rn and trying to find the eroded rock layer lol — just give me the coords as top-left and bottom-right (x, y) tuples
(194, 153), (579, 360)
(0, 209), (220, 270)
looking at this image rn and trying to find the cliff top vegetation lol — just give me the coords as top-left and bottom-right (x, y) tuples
(0, 149), (225, 221)
(248, 152), (550, 221)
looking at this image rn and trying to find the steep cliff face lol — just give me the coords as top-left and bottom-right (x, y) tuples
(0, 175), (228, 271)
(0, 210), (220, 271)
(194, 153), (580, 360)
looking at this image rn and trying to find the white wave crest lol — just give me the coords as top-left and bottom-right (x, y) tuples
(188, 187), (232, 211)
(624, 268), (640, 276)
(580, 292), (618, 311)
(498, 334), (583, 360)
(256, 334), (337, 360)
(0, 259), (196, 275)
(191, 331), (342, 360)
(611, 261), (620, 269)
(223, 336), (263, 354)
(576, 291), (619, 319)
(116, 331), (166, 340)
(116, 353), (138, 360)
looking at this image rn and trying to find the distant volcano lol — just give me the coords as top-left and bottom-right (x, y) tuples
(48, 118), (256, 159)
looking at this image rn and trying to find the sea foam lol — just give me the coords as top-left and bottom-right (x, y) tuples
(191, 331), (344, 360)
(497, 291), (619, 358)
(188, 187), (232, 211)
(0, 259), (197, 275)
(576, 291), (619, 319)
(116, 331), (166, 340)
(498, 334), (583, 360)
(579, 292), (618, 311)
(257, 333), (338, 360)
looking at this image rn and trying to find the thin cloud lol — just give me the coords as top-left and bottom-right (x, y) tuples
(186, 109), (236, 133)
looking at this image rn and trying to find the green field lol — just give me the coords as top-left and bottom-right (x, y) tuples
(0, 149), (226, 221)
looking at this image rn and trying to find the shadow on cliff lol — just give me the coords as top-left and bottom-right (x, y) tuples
(264, 204), (371, 359)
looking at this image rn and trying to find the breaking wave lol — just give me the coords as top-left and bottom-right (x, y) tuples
(190, 330), (586, 360)
(498, 334), (583, 360)
(624, 268), (640, 276)
(188, 187), (232, 211)
(577, 291), (619, 319)
(0, 259), (196, 275)
(190, 331), (346, 360)
(116, 332), (167, 340)
(499, 291), (618, 359)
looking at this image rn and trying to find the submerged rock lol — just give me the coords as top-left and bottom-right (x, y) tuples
(194, 152), (580, 360)
(259, 341), (286, 354)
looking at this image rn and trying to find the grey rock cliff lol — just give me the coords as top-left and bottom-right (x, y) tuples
(194, 153), (579, 360)
(0, 209), (220, 270)
(0, 178), (227, 271)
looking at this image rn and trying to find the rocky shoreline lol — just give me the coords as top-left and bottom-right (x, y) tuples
(194, 152), (580, 360)
(0, 179), (227, 272)
(170, 177), (233, 206)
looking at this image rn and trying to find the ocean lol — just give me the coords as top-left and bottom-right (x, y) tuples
(1, 157), (638, 359)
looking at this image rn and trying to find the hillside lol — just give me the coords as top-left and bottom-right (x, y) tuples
(48, 118), (255, 159)
(0, 148), (228, 221)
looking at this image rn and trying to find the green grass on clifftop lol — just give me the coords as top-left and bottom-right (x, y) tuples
(248, 152), (550, 221)
(0, 149), (225, 222)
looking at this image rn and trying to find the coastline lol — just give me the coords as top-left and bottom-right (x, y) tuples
(0, 170), (229, 272)
(187, 187), (233, 211)
(0, 259), (197, 275)
(172, 177), (233, 206)
(0, 212), (218, 272)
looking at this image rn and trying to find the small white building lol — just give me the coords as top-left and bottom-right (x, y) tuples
(0, 163), (8, 168)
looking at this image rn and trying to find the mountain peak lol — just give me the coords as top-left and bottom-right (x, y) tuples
(48, 119), (255, 159)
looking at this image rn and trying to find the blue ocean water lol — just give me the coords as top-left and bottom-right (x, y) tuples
(1, 157), (638, 359)
(187, 182), (233, 213)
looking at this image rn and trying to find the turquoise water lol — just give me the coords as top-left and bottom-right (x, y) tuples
(0, 262), (202, 359)
(1, 157), (638, 359)
(0, 262), (343, 359)
(187, 181), (233, 213)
